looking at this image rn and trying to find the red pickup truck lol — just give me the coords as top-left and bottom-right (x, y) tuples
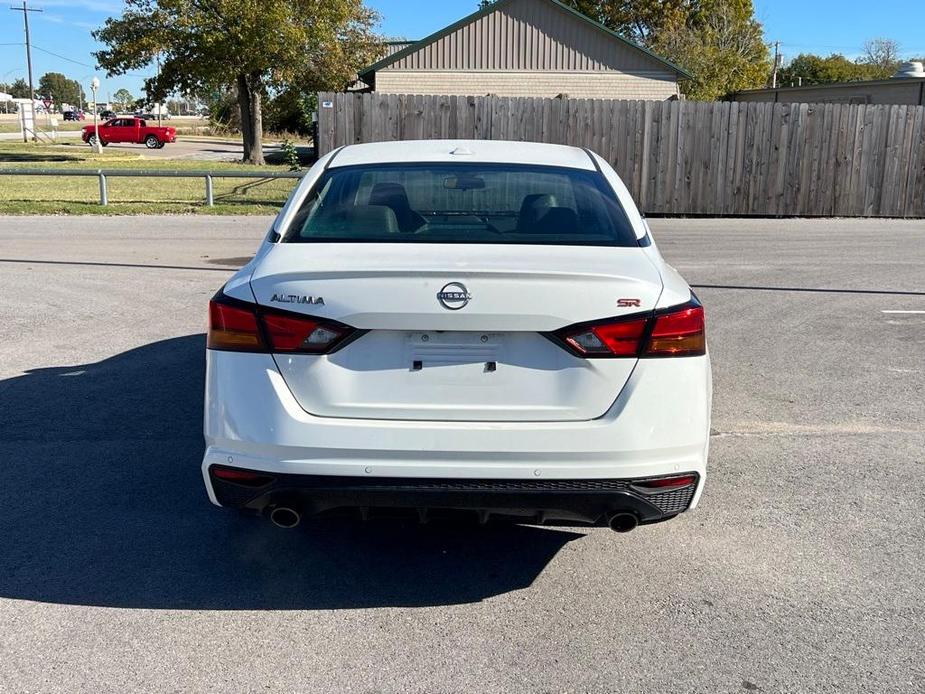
(82, 117), (177, 149)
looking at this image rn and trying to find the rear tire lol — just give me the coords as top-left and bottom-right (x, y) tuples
(144, 134), (160, 149)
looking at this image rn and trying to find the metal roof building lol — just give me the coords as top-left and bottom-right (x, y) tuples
(734, 73), (925, 106)
(359, 0), (690, 100)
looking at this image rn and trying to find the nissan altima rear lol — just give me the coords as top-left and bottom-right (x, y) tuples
(202, 140), (711, 532)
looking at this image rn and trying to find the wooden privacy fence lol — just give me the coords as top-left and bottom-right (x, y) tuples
(317, 91), (925, 218)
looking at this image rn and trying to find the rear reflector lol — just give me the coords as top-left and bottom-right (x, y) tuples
(632, 474), (698, 490)
(208, 294), (356, 354)
(211, 467), (274, 487)
(554, 299), (705, 358)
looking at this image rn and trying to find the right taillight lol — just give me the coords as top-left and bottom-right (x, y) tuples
(553, 299), (705, 358)
(208, 294), (357, 354)
(644, 303), (705, 357)
(562, 316), (649, 356)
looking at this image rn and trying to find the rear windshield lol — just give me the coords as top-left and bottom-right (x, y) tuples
(282, 163), (638, 246)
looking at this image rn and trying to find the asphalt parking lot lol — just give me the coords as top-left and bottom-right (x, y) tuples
(0, 216), (923, 693)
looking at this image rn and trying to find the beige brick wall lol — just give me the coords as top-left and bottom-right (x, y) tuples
(375, 70), (679, 100)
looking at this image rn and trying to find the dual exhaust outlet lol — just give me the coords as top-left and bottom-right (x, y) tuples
(606, 512), (639, 533)
(268, 505), (301, 529)
(267, 505), (639, 533)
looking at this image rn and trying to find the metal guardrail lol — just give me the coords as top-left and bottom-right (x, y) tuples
(0, 168), (306, 206)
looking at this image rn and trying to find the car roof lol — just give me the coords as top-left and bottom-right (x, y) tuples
(330, 139), (596, 170)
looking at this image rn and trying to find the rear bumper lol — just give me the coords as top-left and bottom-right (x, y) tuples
(208, 467), (700, 526)
(203, 350), (712, 518)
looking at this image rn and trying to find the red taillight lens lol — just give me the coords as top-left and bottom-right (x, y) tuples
(563, 317), (648, 356)
(262, 312), (347, 353)
(208, 300), (265, 351)
(208, 296), (353, 354)
(644, 305), (705, 357)
(554, 300), (705, 358)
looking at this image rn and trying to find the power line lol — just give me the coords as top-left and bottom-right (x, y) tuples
(30, 44), (155, 78)
(31, 44), (95, 68)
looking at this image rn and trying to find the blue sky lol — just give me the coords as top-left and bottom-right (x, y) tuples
(2, 0), (924, 100)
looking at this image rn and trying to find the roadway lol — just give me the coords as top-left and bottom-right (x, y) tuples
(0, 217), (922, 692)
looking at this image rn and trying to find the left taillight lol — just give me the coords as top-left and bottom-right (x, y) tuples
(261, 312), (350, 353)
(208, 300), (265, 351)
(208, 296), (355, 354)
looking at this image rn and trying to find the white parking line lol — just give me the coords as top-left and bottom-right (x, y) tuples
(881, 310), (925, 314)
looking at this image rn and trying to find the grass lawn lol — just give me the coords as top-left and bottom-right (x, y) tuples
(0, 121), (88, 134)
(0, 142), (301, 215)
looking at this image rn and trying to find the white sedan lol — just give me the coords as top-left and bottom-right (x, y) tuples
(202, 140), (711, 533)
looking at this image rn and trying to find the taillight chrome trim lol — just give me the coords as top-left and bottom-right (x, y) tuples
(546, 295), (705, 359)
(208, 290), (366, 355)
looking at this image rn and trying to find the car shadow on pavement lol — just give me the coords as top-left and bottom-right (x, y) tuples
(0, 335), (581, 610)
(0, 151), (80, 163)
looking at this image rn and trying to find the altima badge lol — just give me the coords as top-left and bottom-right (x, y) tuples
(437, 282), (471, 310)
(271, 293), (324, 305)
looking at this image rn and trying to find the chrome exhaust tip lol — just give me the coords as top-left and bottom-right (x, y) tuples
(269, 506), (301, 529)
(607, 512), (639, 533)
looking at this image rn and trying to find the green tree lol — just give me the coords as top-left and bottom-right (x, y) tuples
(567, 1), (768, 100)
(265, 88), (315, 136)
(113, 88), (134, 110)
(93, 0), (382, 165)
(37, 72), (82, 108)
(650, 0), (770, 99)
(4, 78), (31, 98)
(777, 53), (878, 87)
(568, 0), (692, 45)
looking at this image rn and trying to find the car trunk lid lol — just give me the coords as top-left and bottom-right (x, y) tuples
(249, 243), (662, 421)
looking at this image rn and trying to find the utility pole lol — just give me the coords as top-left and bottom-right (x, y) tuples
(772, 40), (781, 89)
(155, 53), (162, 126)
(10, 0), (42, 141)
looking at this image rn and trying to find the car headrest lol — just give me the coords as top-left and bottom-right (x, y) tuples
(340, 205), (400, 234)
(517, 193), (559, 231)
(369, 182), (411, 208)
(308, 204), (399, 236)
(368, 182), (425, 232)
